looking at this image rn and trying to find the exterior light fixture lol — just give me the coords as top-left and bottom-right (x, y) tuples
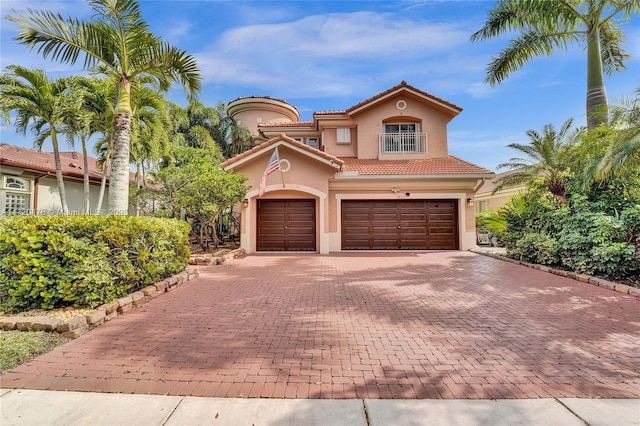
(242, 199), (249, 208)
(466, 198), (474, 207)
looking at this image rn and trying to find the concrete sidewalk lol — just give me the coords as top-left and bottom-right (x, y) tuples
(1, 389), (638, 426)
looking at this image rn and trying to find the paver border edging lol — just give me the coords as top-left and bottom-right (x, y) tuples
(470, 248), (640, 299)
(0, 267), (199, 338)
(189, 248), (246, 265)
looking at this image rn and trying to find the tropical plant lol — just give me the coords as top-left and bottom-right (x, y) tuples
(471, 0), (640, 129)
(494, 118), (584, 203)
(209, 101), (252, 158)
(57, 76), (108, 213)
(8, 0), (201, 213)
(0, 66), (77, 213)
(128, 84), (171, 188)
(152, 144), (248, 250)
(599, 86), (640, 173)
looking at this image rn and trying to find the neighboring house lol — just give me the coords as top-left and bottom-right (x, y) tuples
(0, 143), (110, 215)
(474, 169), (527, 213)
(222, 81), (495, 254)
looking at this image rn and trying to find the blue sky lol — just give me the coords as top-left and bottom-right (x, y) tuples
(1, 0), (639, 171)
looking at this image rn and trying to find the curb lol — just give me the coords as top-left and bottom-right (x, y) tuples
(470, 249), (640, 299)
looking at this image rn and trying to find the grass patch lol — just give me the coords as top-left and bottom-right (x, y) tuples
(0, 330), (69, 374)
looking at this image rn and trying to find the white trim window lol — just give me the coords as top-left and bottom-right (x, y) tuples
(2, 176), (32, 215)
(336, 128), (351, 144)
(379, 122), (427, 154)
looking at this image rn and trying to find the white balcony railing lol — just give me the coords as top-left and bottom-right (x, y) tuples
(379, 132), (427, 154)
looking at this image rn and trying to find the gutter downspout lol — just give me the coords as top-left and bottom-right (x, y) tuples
(33, 172), (51, 212)
(473, 178), (486, 193)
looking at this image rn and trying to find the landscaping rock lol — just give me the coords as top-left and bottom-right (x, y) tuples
(99, 301), (119, 315)
(104, 312), (118, 322)
(56, 315), (88, 333)
(130, 291), (145, 306)
(155, 281), (168, 292)
(60, 324), (89, 339)
(0, 316), (21, 331)
(85, 309), (106, 325)
(629, 288), (640, 297)
(597, 280), (617, 290)
(88, 319), (104, 330)
(166, 276), (178, 286)
(142, 286), (157, 296)
(117, 295), (133, 313)
(16, 317), (61, 332)
(117, 295), (133, 307)
(614, 284), (632, 294)
(575, 274), (591, 283)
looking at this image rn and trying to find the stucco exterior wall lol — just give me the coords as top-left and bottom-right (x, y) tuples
(351, 93), (451, 160)
(321, 127), (358, 158)
(0, 168), (108, 216)
(37, 176), (108, 213)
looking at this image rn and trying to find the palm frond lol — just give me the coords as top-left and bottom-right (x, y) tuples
(599, 21), (630, 75)
(485, 30), (580, 85)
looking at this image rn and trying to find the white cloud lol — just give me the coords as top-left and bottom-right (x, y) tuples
(194, 10), (485, 100)
(218, 12), (469, 58)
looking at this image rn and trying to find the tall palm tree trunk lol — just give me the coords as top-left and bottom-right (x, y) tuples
(586, 29), (608, 129)
(108, 112), (132, 214)
(97, 172), (108, 213)
(50, 129), (69, 214)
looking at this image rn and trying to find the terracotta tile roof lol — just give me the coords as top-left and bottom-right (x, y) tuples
(314, 110), (347, 116)
(340, 156), (493, 176)
(258, 120), (315, 128)
(475, 168), (525, 194)
(230, 95), (292, 105)
(346, 81), (462, 114)
(0, 143), (108, 182)
(221, 134), (344, 169)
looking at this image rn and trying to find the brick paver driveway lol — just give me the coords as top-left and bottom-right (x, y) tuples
(3, 252), (639, 399)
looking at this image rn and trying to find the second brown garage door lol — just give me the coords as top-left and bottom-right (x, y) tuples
(257, 199), (316, 251)
(341, 199), (458, 250)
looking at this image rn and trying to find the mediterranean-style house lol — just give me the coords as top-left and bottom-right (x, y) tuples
(474, 169), (527, 213)
(222, 81), (495, 254)
(0, 143), (110, 215)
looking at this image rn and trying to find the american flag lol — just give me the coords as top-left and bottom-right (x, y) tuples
(258, 147), (280, 196)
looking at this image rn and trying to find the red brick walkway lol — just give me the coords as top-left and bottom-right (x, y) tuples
(3, 252), (639, 399)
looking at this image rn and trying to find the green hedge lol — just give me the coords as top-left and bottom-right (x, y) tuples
(0, 215), (190, 312)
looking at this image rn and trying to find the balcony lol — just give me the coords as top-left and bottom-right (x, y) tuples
(379, 132), (427, 154)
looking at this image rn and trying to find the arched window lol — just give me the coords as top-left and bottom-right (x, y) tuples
(5, 177), (28, 190)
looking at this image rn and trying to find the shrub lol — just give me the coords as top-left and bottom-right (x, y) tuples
(511, 233), (559, 265)
(589, 243), (638, 276)
(0, 215), (190, 312)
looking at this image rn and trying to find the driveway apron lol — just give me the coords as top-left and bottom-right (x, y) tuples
(3, 252), (639, 399)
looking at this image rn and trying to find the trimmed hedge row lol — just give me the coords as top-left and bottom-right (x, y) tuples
(0, 215), (190, 312)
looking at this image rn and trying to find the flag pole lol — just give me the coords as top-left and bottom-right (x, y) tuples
(277, 147), (285, 188)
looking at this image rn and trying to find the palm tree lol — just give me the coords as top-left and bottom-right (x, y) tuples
(129, 85), (171, 188)
(600, 86), (640, 173)
(8, 0), (201, 213)
(0, 66), (75, 213)
(211, 101), (253, 158)
(471, 0), (640, 129)
(495, 118), (585, 203)
(57, 76), (106, 213)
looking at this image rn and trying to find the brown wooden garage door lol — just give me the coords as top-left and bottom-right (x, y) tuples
(257, 199), (316, 251)
(341, 200), (458, 250)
